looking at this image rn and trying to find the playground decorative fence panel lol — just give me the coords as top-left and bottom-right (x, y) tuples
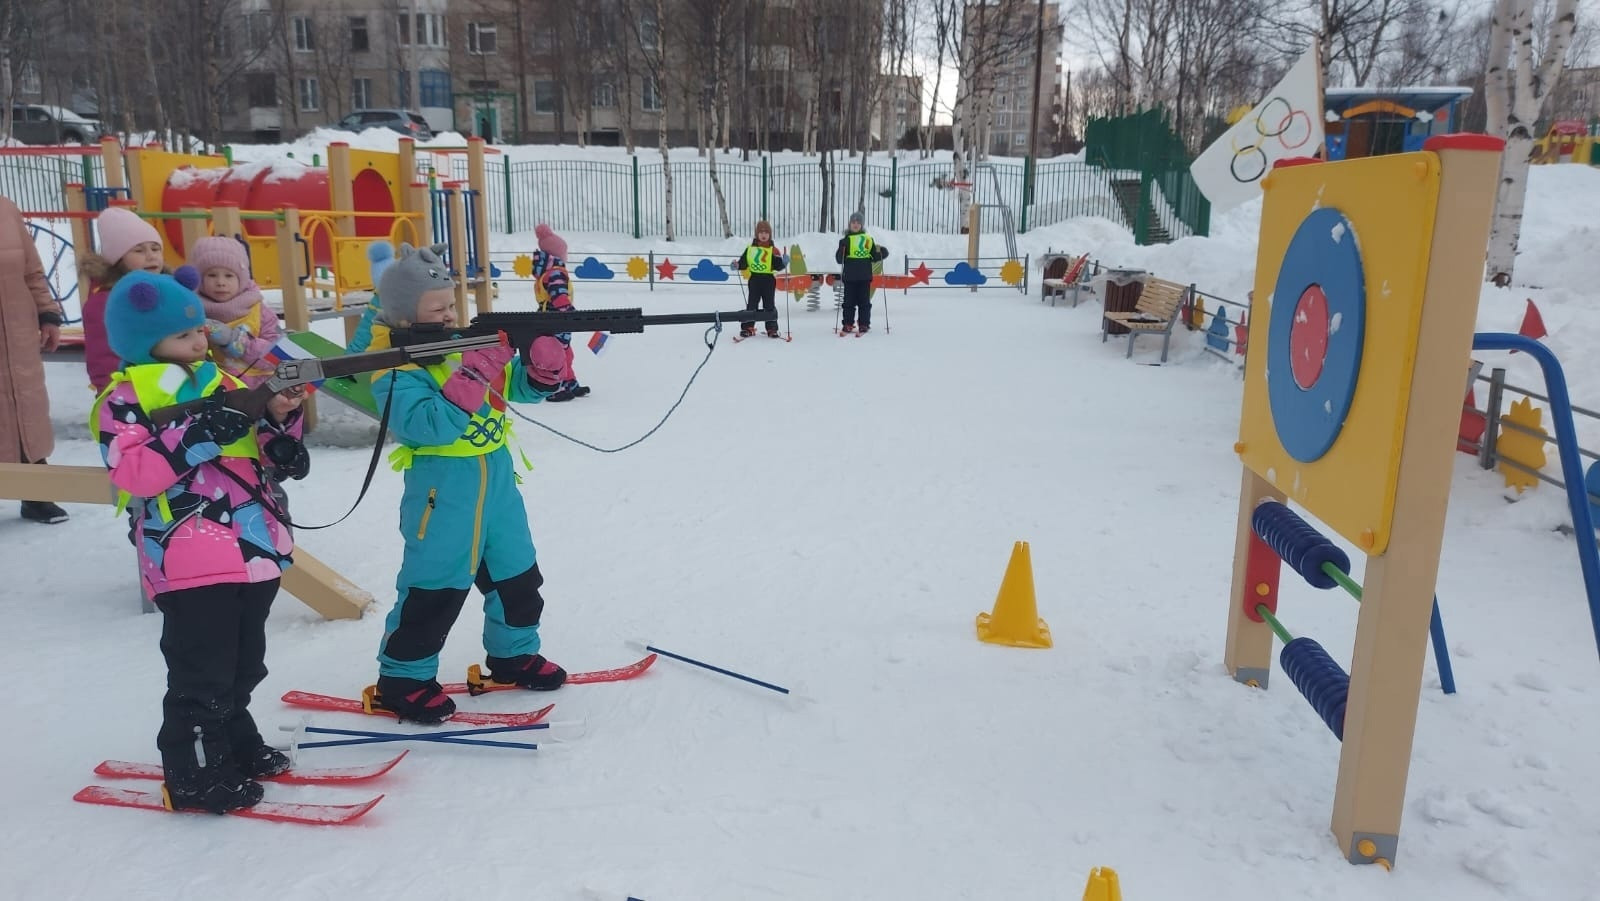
(0, 153), (109, 212)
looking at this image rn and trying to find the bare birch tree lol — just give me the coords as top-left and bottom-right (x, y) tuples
(1484, 0), (1579, 285)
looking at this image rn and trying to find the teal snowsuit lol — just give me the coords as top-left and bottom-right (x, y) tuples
(372, 344), (554, 681)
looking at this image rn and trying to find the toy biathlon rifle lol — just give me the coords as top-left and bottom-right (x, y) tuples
(388, 306), (772, 354)
(147, 306), (768, 426)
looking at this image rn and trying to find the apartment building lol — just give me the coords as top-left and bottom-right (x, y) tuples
(957, 0), (1065, 157)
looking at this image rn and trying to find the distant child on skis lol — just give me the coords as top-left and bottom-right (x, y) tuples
(835, 211), (888, 334)
(93, 268), (309, 814)
(734, 219), (786, 338)
(529, 224), (589, 401)
(187, 236), (283, 387)
(362, 242), (570, 724)
(80, 206), (169, 393)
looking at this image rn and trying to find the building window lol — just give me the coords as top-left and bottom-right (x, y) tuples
(534, 81), (559, 114)
(18, 62), (40, 96)
(352, 78), (373, 110)
(419, 69), (451, 108)
(397, 13), (409, 45)
(640, 11), (660, 48)
(1014, 133), (1027, 146)
(642, 77), (662, 112)
(415, 13), (444, 47)
(396, 70), (411, 107)
(349, 17), (369, 52)
(592, 81), (617, 108)
(996, 94), (1008, 109)
(244, 12), (273, 51)
(247, 73), (277, 108)
(531, 28), (556, 53)
(468, 22), (497, 54)
(298, 77), (320, 111)
(293, 16), (315, 52)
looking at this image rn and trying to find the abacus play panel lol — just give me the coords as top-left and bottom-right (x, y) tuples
(1224, 136), (1503, 868)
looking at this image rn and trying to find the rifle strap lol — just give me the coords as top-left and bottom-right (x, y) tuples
(211, 377), (398, 532)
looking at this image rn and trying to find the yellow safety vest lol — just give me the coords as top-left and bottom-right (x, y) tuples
(382, 354), (515, 471)
(745, 246), (775, 275)
(91, 362), (258, 517)
(847, 234), (876, 259)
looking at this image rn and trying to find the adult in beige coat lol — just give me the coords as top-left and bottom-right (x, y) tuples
(0, 196), (68, 523)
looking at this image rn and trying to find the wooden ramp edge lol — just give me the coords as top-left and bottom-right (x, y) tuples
(0, 463), (372, 620)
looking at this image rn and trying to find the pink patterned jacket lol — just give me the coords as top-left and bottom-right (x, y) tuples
(94, 365), (303, 598)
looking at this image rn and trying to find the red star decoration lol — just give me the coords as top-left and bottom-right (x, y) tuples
(1234, 312), (1249, 356)
(656, 258), (677, 280)
(910, 262), (933, 285)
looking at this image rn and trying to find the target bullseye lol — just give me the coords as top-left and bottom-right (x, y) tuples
(1267, 208), (1365, 463)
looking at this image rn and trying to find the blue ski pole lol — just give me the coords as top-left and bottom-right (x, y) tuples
(627, 639), (808, 700)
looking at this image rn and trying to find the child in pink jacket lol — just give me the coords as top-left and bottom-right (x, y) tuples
(188, 236), (283, 387)
(79, 206), (167, 393)
(94, 268), (308, 815)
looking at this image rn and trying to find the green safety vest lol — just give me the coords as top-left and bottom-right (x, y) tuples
(384, 354), (514, 471)
(846, 234), (876, 259)
(91, 362), (257, 518)
(745, 246), (775, 275)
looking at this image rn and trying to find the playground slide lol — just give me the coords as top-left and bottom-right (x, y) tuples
(281, 331), (381, 420)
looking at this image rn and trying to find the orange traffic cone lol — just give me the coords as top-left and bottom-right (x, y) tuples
(975, 541), (1052, 648)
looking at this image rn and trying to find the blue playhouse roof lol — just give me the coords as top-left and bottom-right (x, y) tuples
(1324, 87), (1473, 116)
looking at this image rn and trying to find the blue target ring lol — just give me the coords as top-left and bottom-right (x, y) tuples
(1268, 207), (1365, 463)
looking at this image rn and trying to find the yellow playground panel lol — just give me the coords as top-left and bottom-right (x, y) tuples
(1236, 152), (1443, 556)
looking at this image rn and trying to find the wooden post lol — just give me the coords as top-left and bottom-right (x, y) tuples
(64, 183), (92, 304)
(407, 182), (433, 246)
(1223, 468), (1286, 686)
(966, 203), (981, 294)
(467, 137), (492, 313)
(276, 206), (317, 431)
(327, 143), (359, 341)
(180, 204), (210, 254)
(1330, 140), (1503, 866)
(99, 136), (126, 191)
(398, 138), (417, 198)
(123, 148), (147, 208)
(211, 202), (243, 242)
(445, 183), (470, 323)
(0, 464), (370, 620)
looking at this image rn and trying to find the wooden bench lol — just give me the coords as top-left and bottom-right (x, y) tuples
(1101, 277), (1190, 363)
(1042, 253), (1091, 307)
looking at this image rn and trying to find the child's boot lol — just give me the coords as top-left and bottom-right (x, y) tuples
(162, 727), (264, 814)
(373, 676), (456, 724)
(236, 744), (292, 779)
(484, 653), (568, 690)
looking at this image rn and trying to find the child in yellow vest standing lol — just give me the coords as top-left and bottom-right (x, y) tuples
(93, 270), (307, 813)
(734, 219), (786, 338)
(363, 243), (570, 724)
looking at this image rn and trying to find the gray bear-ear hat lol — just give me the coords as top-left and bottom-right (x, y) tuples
(377, 242), (453, 326)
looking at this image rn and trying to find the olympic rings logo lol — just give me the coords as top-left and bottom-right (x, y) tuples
(463, 415), (507, 448)
(1229, 96), (1314, 184)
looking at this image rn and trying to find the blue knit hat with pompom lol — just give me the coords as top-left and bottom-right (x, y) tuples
(105, 267), (205, 364)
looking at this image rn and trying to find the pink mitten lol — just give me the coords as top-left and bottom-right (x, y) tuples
(462, 342), (516, 377)
(527, 336), (566, 386)
(440, 368), (490, 412)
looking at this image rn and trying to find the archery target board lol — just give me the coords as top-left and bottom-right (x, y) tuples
(1236, 152), (1443, 556)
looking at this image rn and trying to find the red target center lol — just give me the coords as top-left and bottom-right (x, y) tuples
(1289, 285), (1330, 389)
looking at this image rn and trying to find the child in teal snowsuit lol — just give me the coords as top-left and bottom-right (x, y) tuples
(362, 242), (572, 724)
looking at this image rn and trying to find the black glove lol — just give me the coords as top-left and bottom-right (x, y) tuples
(263, 434), (310, 481)
(194, 397), (253, 446)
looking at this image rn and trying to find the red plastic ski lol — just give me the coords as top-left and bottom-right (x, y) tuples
(72, 785), (382, 826)
(94, 751), (408, 786)
(444, 653), (657, 696)
(280, 690), (555, 726)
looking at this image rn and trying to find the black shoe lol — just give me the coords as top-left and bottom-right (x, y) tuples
(236, 745), (292, 779)
(21, 501), (67, 524)
(163, 770), (264, 814)
(573, 385), (591, 397)
(373, 676), (455, 724)
(857, 326), (871, 334)
(484, 654), (568, 690)
(547, 389), (576, 402)
(766, 330), (781, 339)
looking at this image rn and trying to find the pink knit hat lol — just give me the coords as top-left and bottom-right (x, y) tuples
(96, 207), (162, 264)
(535, 224), (568, 261)
(187, 236), (252, 284)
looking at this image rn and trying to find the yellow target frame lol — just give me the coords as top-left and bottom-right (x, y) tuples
(1237, 153), (1443, 557)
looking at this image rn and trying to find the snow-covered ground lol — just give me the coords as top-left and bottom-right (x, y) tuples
(5, 153), (1600, 901)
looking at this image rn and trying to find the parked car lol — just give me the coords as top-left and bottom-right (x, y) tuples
(10, 104), (103, 144)
(335, 109), (434, 140)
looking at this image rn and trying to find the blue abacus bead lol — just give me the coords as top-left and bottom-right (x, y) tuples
(1252, 501), (1351, 590)
(1280, 637), (1351, 740)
